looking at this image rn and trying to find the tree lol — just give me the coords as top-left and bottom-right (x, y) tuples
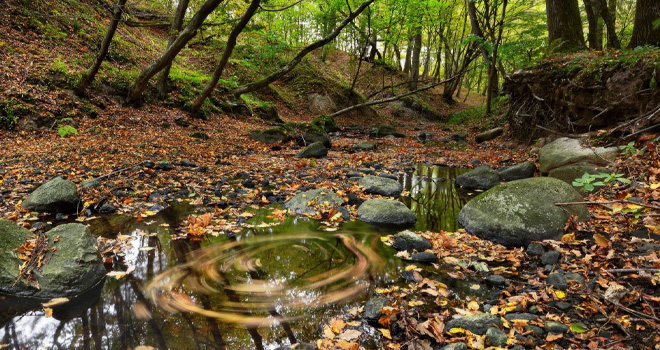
(156, 0), (191, 98)
(75, 0), (128, 95)
(545, 0), (586, 52)
(126, 0), (227, 105)
(190, 0), (261, 116)
(628, 0), (660, 48)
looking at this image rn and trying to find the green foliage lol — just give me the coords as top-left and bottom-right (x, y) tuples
(448, 96), (508, 125)
(572, 172), (630, 192)
(0, 99), (19, 130)
(57, 125), (78, 138)
(619, 141), (644, 155)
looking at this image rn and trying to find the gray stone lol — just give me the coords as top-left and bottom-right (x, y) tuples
(546, 273), (568, 290)
(353, 141), (376, 152)
(310, 114), (339, 132)
(499, 161), (536, 181)
(80, 178), (101, 189)
(504, 313), (539, 322)
(410, 251), (437, 263)
(548, 163), (612, 192)
(275, 344), (315, 350)
(98, 204), (116, 214)
(485, 275), (508, 286)
(539, 137), (618, 175)
(189, 131), (210, 140)
(155, 160), (174, 170)
(441, 343), (468, 350)
(296, 142), (328, 158)
(358, 199), (416, 226)
(392, 230), (432, 252)
(527, 243), (545, 256)
(475, 127), (504, 143)
(416, 132), (433, 143)
(525, 325), (545, 337)
(555, 301), (572, 310)
(445, 313), (503, 335)
(485, 327), (507, 347)
(565, 272), (586, 284)
(22, 177), (80, 213)
(143, 160), (155, 168)
(541, 250), (561, 265)
(372, 124), (404, 138)
(359, 175), (403, 197)
(545, 320), (569, 334)
(455, 166), (500, 190)
(363, 298), (387, 321)
(457, 177), (590, 247)
(284, 188), (344, 217)
(0, 222), (105, 298)
(174, 117), (191, 127)
(451, 131), (468, 140)
(308, 94), (337, 115)
(248, 127), (292, 144)
(300, 129), (331, 148)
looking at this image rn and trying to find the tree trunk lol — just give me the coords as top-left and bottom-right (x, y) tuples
(628, 0), (660, 48)
(486, 0), (507, 115)
(230, 0), (375, 97)
(403, 37), (412, 75)
(545, 0), (586, 52)
(190, 0), (261, 116)
(126, 0), (226, 105)
(584, 0), (603, 50)
(410, 28), (422, 90)
(599, 0), (621, 48)
(75, 0), (127, 95)
(156, 0), (191, 98)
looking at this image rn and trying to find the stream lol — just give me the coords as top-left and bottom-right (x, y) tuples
(0, 165), (488, 349)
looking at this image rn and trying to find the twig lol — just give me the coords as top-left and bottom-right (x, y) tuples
(535, 124), (571, 136)
(603, 268), (660, 274)
(97, 165), (134, 180)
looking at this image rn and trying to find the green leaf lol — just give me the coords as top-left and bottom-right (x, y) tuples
(585, 184), (594, 191)
(570, 323), (589, 333)
(572, 181), (581, 187)
(618, 178), (631, 184)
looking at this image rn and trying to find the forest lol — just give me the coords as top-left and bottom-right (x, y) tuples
(0, 0), (659, 349)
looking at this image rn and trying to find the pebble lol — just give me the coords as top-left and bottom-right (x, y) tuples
(541, 250), (561, 265)
(527, 243), (545, 256)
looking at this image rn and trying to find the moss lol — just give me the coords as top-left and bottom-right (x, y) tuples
(310, 115), (338, 132)
(268, 84), (296, 110)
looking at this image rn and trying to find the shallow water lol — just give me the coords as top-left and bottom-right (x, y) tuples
(0, 166), (484, 349)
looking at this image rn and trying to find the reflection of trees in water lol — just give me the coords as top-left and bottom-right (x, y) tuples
(406, 165), (470, 232)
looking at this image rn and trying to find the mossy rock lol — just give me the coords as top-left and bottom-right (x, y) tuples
(253, 103), (283, 124)
(371, 124), (404, 138)
(310, 115), (339, 132)
(248, 126), (293, 144)
(21, 177), (80, 214)
(189, 131), (210, 140)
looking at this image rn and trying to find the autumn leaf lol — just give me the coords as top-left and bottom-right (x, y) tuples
(41, 297), (70, 307)
(337, 329), (361, 341)
(593, 233), (609, 248)
(379, 328), (392, 339)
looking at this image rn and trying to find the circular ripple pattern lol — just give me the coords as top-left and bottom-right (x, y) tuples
(144, 233), (383, 326)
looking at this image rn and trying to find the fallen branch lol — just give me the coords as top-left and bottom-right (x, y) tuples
(555, 200), (660, 211)
(603, 268), (660, 274)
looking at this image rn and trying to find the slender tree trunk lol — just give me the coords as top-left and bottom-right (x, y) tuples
(403, 37), (413, 75)
(126, 0), (226, 105)
(486, 0), (507, 115)
(410, 28), (422, 90)
(156, 0), (191, 98)
(230, 0), (375, 97)
(190, 0), (261, 116)
(628, 0), (660, 48)
(600, 0), (621, 48)
(75, 0), (127, 95)
(584, 0), (603, 50)
(545, 0), (586, 52)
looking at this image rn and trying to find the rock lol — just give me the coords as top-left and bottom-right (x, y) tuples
(555, 301), (572, 310)
(485, 275), (508, 286)
(353, 141), (376, 152)
(359, 175), (403, 197)
(545, 320), (569, 334)
(188, 131), (210, 140)
(538, 137), (618, 175)
(359, 168), (375, 175)
(548, 163), (612, 191)
(457, 177), (589, 247)
(21, 177), (80, 213)
(541, 250), (561, 265)
(363, 298), (387, 322)
(455, 166), (500, 190)
(300, 128), (332, 148)
(371, 124), (404, 138)
(308, 94), (337, 115)
(485, 327), (507, 347)
(357, 199), (416, 226)
(441, 343), (468, 350)
(451, 131), (468, 140)
(296, 142), (328, 158)
(253, 104), (283, 124)
(0, 222), (105, 298)
(274, 343), (316, 350)
(174, 117), (191, 127)
(392, 230), (432, 252)
(179, 160), (196, 167)
(527, 243), (545, 256)
(410, 251), (437, 263)
(310, 114), (339, 132)
(143, 160), (155, 168)
(248, 126), (292, 144)
(98, 204), (116, 214)
(284, 188), (344, 217)
(80, 178), (101, 189)
(155, 160), (174, 170)
(445, 313), (503, 335)
(546, 273), (568, 290)
(499, 161), (536, 181)
(347, 193), (362, 206)
(475, 127), (504, 143)
(504, 313), (538, 322)
(565, 272), (586, 284)
(416, 132), (433, 143)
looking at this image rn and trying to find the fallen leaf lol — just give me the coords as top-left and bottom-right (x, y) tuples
(379, 328), (392, 339)
(337, 329), (361, 341)
(41, 297), (69, 307)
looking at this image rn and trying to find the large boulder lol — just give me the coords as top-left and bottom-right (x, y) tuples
(308, 94), (337, 115)
(21, 177), (80, 213)
(357, 199), (416, 226)
(248, 126), (292, 144)
(455, 166), (500, 190)
(548, 163), (612, 192)
(359, 175), (403, 197)
(0, 221), (106, 299)
(296, 142), (328, 158)
(284, 188), (346, 219)
(539, 137), (618, 175)
(457, 177), (589, 247)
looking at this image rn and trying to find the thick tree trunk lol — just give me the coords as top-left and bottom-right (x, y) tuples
(156, 0), (191, 98)
(230, 0), (375, 97)
(410, 28), (422, 90)
(126, 0), (226, 105)
(75, 0), (127, 95)
(190, 0), (261, 116)
(628, 0), (660, 48)
(545, 0), (586, 52)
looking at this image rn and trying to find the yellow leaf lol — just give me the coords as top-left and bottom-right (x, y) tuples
(449, 327), (466, 334)
(134, 347), (155, 350)
(650, 183), (660, 190)
(42, 297), (70, 307)
(337, 329), (361, 341)
(468, 301), (480, 310)
(44, 308), (53, 317)
(555, 290), (566, 299)
(405, 265), (418, 271)
(379, 328), (392, 339)
(408, 300), (425, 307)
(611, 202), (624, 213)
(561, 233), (576, 243)
(594, 234), (609, 248)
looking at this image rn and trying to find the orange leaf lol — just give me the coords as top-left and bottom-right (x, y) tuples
(594, 234), (609, 248)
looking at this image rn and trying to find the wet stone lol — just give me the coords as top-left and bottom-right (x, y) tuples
(565, 272), (586, 284)
(545, 320), (569, 334)
(485, 275), (508, 286)
(485, 327), (507, 347)
(546, 272), (568, 290)
(555, 301), (572, 311)
(504, 313), (539, 322)
(379, 173), (398, 180)
(363, 298), (387, 322)
(441, 343), (468, 350)
(155, 160), (174, 170)
(392, 230), (432, 253)
(541, 250), (561, 265)
(445, 313), (503, 335)
(98, 204), (116, 214)
(527, 243), (545, 256)
(410, 251), (438, 263)
(179, 160), (196, 167)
